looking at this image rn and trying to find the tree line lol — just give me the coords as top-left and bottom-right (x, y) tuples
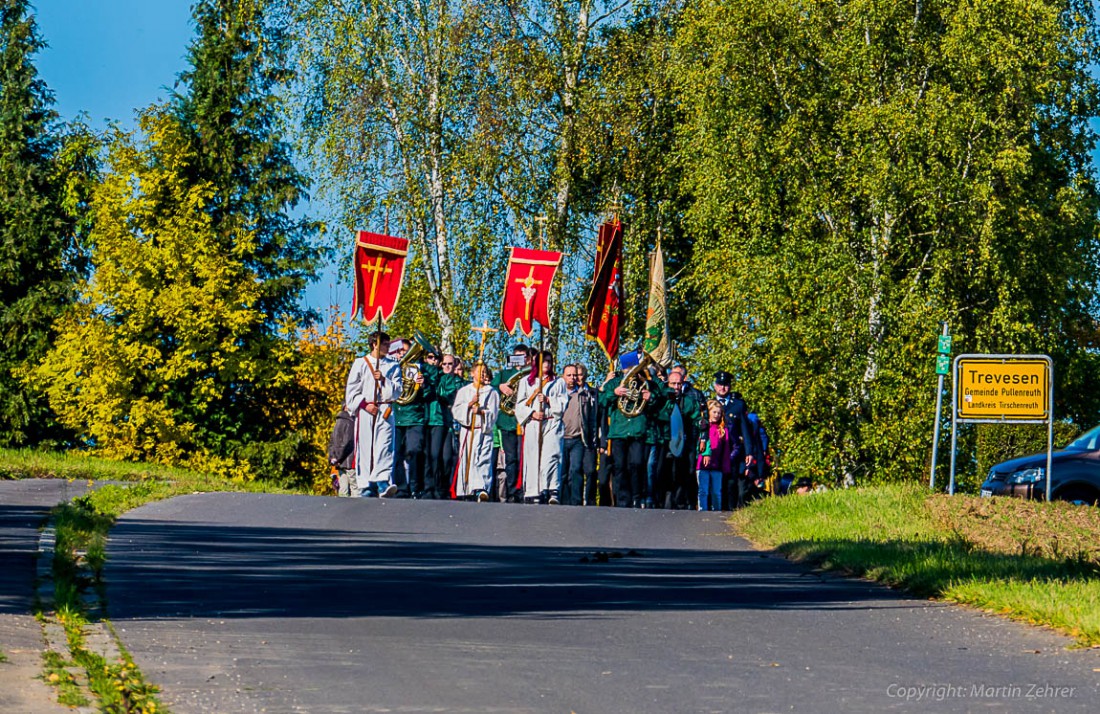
(2, 0), (1098, 488)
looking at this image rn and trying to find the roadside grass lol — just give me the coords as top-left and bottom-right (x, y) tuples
(0, 447), (198, 482)
(3, 449), (303, 712)
(730, 483), (1100, 647)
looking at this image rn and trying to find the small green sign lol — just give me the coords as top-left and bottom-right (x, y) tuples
(937, 335), (952, 354)
(936, 354), (950, 375)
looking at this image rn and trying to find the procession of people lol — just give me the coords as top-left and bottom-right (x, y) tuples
(335, 221), (774, 510)
(332, 335), (772, 511)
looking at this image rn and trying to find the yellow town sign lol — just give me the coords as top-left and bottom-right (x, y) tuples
(955, 357), (1050, 421)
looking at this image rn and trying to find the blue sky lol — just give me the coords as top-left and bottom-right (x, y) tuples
(36, 1), (193, 130)
(35, 1), (347, 315)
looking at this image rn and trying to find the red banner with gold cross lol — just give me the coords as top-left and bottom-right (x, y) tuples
(500, 247), (563, 336)
(352, 231), (409, 324)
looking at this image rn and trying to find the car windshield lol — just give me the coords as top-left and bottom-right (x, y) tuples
(1064, 425), (1100, 451)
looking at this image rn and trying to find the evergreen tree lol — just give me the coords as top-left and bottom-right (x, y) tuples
(170, 0), (320, 453)
(31, 0), (320, 485)
(0, 0), (91, 447)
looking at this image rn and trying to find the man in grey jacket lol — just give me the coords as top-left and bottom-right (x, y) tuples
(560, 363), (600, 505)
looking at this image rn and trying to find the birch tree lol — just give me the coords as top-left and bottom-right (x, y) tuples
(291, 0), (503, 352)
(478, 0), (633, 352)
(675, 0), (1100, 483)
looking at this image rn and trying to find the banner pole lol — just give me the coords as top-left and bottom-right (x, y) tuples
(369, 311), (382, 478)
(536, 326), (546, 498)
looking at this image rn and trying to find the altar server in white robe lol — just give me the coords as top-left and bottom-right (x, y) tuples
(451, 362), (499, 500)
(514, 350), (569, 503)
(344, 331), (404, 497)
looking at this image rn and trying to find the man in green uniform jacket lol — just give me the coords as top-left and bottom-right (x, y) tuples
(598, 357), (665, 508)
(490, 344), (531, 503)
(645, 372), (673, 508)
(666, 365), (706, 509)
(392, 344), (438, 498)
(427, 351), (466, 499)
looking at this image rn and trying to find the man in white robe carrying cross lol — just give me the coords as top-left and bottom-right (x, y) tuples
(451, 361), (499, 500)
(344, 330), (403, 497)
(514, 349), (568, 503)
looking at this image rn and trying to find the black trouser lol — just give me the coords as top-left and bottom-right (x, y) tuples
(561, 437), (597, 506)
(427, 424), (449, 499)
(721, 448), (745, 510)
(668, 452), (696, 509)
(493, 427), (521, 502)
(594, 447), (612, 505)
(446, 428), (458, 494)
(394, 424), (425, 497)
(610, 437), (646, 507)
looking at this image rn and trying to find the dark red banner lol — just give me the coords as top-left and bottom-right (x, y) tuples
(584, 220), (623, 363)
(500, 247), (563, 336)
(352, 231), (409, 324)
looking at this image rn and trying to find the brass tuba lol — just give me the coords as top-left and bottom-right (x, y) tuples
(617, 351), (656, 418)
(498, 371), (526, 416)
(394, 331), (436, 406)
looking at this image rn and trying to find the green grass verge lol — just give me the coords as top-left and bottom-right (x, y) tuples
(731, 483), (1100, 647)
(0, 447), (199, 482)
(4, 449), (304, 713)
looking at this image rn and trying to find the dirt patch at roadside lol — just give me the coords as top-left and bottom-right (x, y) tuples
(928, 494), (1100, 564)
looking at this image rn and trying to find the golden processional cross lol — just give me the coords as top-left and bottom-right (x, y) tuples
(514, 266), (543, 321)
(361, 255), (393, 305)
(472, 321), (498, 365)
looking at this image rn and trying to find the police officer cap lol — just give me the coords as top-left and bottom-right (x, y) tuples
(714, 371), (733, 386)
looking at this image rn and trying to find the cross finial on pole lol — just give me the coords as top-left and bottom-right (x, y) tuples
(471, 320), (498, 365)
(534, 215), (548, 251)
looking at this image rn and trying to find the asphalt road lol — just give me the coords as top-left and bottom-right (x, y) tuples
(106, 494), (1098, 713)
(0, 478), (96, 713)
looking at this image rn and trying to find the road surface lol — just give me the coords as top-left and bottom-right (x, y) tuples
(106, 494), (1097, 712)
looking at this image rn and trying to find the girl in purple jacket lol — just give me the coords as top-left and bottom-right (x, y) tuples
(697, 400), (733, 511)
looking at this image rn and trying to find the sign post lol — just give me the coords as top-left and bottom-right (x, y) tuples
(929, 324), (950, 491)
(928, 323), (954, 486)
(948, 354), (1054, 498)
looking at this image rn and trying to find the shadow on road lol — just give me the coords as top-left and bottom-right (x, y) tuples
(105, 518), (926, 622)
(0, 503), (50, 615)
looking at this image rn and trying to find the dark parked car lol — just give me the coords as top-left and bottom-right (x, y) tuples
(980, 425), (1100, 505)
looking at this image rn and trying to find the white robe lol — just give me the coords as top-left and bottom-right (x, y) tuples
(451, 383), (499, 497)
(344, 355), (403, 493)
(514, 376), (568, 499)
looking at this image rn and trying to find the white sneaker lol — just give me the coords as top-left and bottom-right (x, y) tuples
(548, 495), (560, 505)
(381, 484), (399, 498)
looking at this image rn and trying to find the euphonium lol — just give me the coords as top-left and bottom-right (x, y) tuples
(394, 331), (436, 406)
(498, 371), (526, 416)
(617, 352), (656, 418)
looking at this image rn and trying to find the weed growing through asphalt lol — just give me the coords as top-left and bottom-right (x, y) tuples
(41, 649), (90, 707)
(731, 483), (1100, 646)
